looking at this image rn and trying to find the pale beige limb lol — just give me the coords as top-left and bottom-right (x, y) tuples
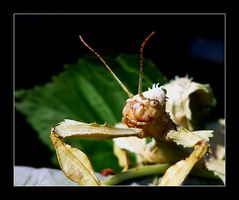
(51, 120), (144, 185)
(158, 140), (209, 186)
(54, 119), (143, 139)
(50, 131), (101, 186)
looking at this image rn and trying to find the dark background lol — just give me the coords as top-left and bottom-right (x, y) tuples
(14, 14), (225, 168)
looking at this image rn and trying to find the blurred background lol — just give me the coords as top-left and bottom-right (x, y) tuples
(15, 14), (225, 169)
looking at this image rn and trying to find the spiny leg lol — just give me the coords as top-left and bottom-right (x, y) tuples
(158, 140), (209, 186)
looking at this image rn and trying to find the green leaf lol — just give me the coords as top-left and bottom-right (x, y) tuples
(15, 54), (167, 172)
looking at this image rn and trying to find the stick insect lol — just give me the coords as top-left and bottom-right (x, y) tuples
(50, 31), (216, 186)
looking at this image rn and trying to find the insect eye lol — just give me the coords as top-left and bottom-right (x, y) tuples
(150, 100), (159, 107)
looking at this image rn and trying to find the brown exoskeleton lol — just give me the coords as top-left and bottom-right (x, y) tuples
(50, 32), (216, 186)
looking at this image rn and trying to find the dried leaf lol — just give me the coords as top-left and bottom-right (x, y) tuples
(50, 132), (101, 186)
(165, 76), (216, 131)
(113, 145), (130, 171)
(113, 136), (186, 165)
(113, 137), (147, 155)
(204, 119), (225, 183)
(113, 123), (148, 157)
(205, 159), (225, 183)
(205, 119), (225, 160)
(113, 123), (186, 165)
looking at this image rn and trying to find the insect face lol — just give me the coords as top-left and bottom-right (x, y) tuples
(122, 84), (167, 128)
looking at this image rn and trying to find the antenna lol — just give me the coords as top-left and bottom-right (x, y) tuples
(138, 31), (156, 99)
(79, 35), (133, 98)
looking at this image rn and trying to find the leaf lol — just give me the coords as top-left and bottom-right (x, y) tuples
(205, 159), (225, 183)
(15, 54), (166, 172)
(204, 119), (225, 183)
(112, 122), (185, 165)
(113, 145), (130, 171)
(50, 132), (101, 185)
(164, 76), (216, 131)
(113, 136), (186, 165)
(205, 119), (225, 160)
(113, 137), (147, 156)
(115, 54), (167, 94)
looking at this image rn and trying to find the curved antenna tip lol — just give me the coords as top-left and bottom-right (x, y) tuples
(138, 31), (156, 98)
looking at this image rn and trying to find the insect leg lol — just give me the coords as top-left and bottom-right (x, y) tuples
(158, 140), (209, 186)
